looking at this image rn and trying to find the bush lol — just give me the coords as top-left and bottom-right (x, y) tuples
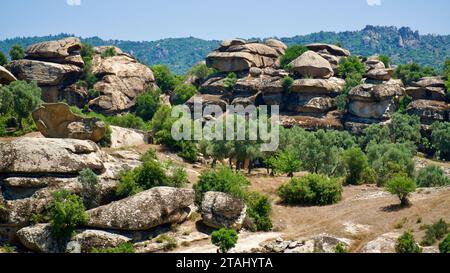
(211, 228), (238, 253)
(439, 234), (450, 253)
(282, 76), (294, 93)
(335, 243), (347, 253)
(343, 147), (369, 185)
(101, 47), (116, 58)
(224, 72), (237, 91)
(193, 166), (250, 205)
(188, 63), (216, 82)
(394, 63), (437, 86)
(173, 84), (197, 105)
(155, 234), (178, 251)
(107, 113), (148, 130)
(270, 150), (301, 177)
(359, 167), (378, 184)
(151, 64), (182, 92)
(338, 56), (365, 79)
(50, 190), (89, 239)
(395, 232), (422, 253)
(91, 242), (135, 253)
(277, 174), (343, 206)
(77, 168), (101, 209)
(431, 122), (450, 161)
(0, 52), (7, 66)
(385, 175), (416, 206)
(280, 45), (308, 69)
(135, 88), (161, 121)
(421, 219), (448, 246)
(245, 192), (272, 231)
(416, 165), (450, 187)
(378, 55), (391, 68)
(9, 44), (25, 60)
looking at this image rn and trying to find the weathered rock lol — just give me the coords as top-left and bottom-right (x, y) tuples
(0, 138), (105, 174)
(68, 230), (132, 253)
(313, 234), (352, 253)
(264, 39), (288, 55)
(279, 111), (344, 131)
(405, 86), (447, 101)
(8, 59), (82, 86)
(89, 52), (157, 114)
(201, 191), (247, 230)
(86, 187), (194, 231)
(412, 76), (446, 88)
(406, 99), (449, 123)
(361, 232), (401, 253)
(365, 56), (387, 70)
(365, 68), (393, 81)
(0, 65), (17, 85)
(62, 83), (89, 107)
(306, 43), (351, 57)
(32, 103), (106, 142)
(25, 37), (83, 66)
(206, 40), (283, 72)
(289, 51), (334, 79)
(290, 77), (345, 94)
(110, 126), (150, 148)
(16, 224), (60, 253)
(287, 96), (335, 113)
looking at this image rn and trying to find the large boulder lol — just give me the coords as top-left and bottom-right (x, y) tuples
(206, 39), (284, 72)
(0, 138), (105, 174)
(0, 65), (17, 85)
(110, 126), (150, 148)
(405, 76), (448, 101)
(306, 43), (351, 57)
(16, 224), (60, 253)
(361, 232), (401, 253)
(88, 50), (157, 114)
(68, 230), (132, 253)
(365, 68), (393, 81)
(289, 51), (334, 79)
(286, 95), (336, 113)
(86, 187), (194, 231)
(290, 77), (345, 94)
(25, 37), (84, 66)
(32, 103), (106, 142)
(406, 100), (449, 123)
(201, 191), (247, 230)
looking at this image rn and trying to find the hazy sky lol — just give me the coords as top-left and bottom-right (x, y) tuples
(1, 0), (449, 41)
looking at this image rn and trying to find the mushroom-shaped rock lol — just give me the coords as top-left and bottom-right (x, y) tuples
(289, 51), (334, 79)
(32, 103), (106, 142)
(0, 65), (17, 85)
(406, 100), (449, 123)
(305, 43), (351, 57)
(25, 37), (84, 66)
(201, 191), (247, 230)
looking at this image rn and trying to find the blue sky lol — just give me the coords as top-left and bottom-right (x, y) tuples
(1, 0), (449, 41)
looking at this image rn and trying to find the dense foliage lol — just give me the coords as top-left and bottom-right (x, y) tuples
(0, 51), (7, 66)
(421, 219), (448, 246)
(393, 62), (437, 85)
(416, 165), (450, 187)
(77, 168), (101, 209)
(385, 175), (416, 206)
(211, 228), (238, 253)
(395, 232), (422, 253)
(439, 234), (450, 253)
(280, 45), (308, 69)
(9, 44), (25, 60)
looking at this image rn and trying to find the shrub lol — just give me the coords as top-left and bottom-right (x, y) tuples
(224, 72), (237, 91)
(282, 76), (294, 93)
(335, 243), (347, 253)
(395, 232), (422, 253)
(50, 190), (89, 239)
(280, 45), (308, 69)
(378, 55), (391, 68)
(156, 234), (178, 251)
(77, 168), (101, 209)
(385, 175), (416, 206)
(101, 47), (116, 58)
(211, 228), (238, 253)
(107, 113), (147, 130)
(343, 147), (369, 185)
(135, 88), (161, 121)
(173, 84), (197, 105)
(245, 192), (272, 231)
(0, 52), (7, 66)
(193, 166), (250, 205)
(91, 242), (135, 253)
(338, 56), (365, 79)
(421, 219), (448, 246)
(431, 122), (450, 161)
(277, 174), (343, 206)
(270, 150), (301, 177)
(188, 63), (216, 82)
(151, 64), (182, 92)
(9, 44), (25, 60)
(439, 234), (450, 253)
(394, 63), (437, 86)
(359, 167), (378, 184)
(416, 165), (450, 187)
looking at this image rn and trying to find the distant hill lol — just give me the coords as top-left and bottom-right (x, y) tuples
(1, 26), (449, 74)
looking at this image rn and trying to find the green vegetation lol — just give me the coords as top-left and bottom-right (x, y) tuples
(280, 45), (308, 69)
(80, 43), (98, 88)
(151, 64), (182, 92)
(338, 56), (365, 79)
(421, 219), (448, 246)
(91, 242), (135, 253)
(9, 44), (25, 60)
(245, 192), (273, 231)
(277, 174), (343, 206)
(211, 228), (238, 253)
(430, 122), (450, 161)
(416, 165), (450, 187)
(78, 168), (101, 209)
(439, 234), (450, 253)
(342, 147), (369, 185)
(173, 83), (197, 105)
(135, 88), (161, 121)
(385, 175), (416, 206)
(224, 72), (237, 91)
(378, 54), (391, 67)
(155, 234), (178, 251)
(282, 76), (294, 93)
(0, 244), (16, 253)
(116, 150), (188, 197)
(393, 62), (437, 85)
(335, 243), (347, 253)
(269, 150), (301, 177)
(395, 232), (422, 253)
(101, 47), (116, 58)
(50, 190), (89, 239)
(0, 51), (7, 66)
(188, 63), (216, 83)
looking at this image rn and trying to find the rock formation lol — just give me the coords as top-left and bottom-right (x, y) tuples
(32, 103), (106, 142)
(201, 191), (247, 230)
(0, 65), (17, 85)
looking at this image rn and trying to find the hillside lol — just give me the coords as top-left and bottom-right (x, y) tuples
(1, 25), (449, 74)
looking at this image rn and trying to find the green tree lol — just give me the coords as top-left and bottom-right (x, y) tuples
(188, 63), (216, 83)
(9, 44), (25, 61)
(395, 232), (422, 253)
(151, 64), (181, 92)
(378, 55), (391, 68)
(338, 56), (365, 79)
(107, 113), (147, 130)
(50, 190), (89, 239)
(77, 168), (101, 209)
(386, 113), (422, 146)
(0, 52), (8, 66)
(211, 228), (238, 253)
(393, 63), (437, 86)
(431, 122), (450, 161)
(385, 175), (416, 206)
(245, 192), (272, 231)
(280, 45), (308, 69)
(416, 165), (450, 187)
(173, 83), (197, 105)
(421, 219), (448, 246)
(439, 234), (450, 253)
(270, 150), (301, 177)
(343, 147), (369, 185)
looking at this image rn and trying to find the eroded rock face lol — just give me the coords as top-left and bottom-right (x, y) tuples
(25, 37), (83, 66)
(0, 138), (105, 174)
(68, 230), (131, 253)
(201, 191), (247, 230)
(306, 43), (351, 57)
(206, 39), (285, 72)
(364, 56), (392, 82)
(16, 224), (60, 253)
(110, 126), (150, 149)
(32, 103), (106, 142)
(86, 187), (194, 231)
(0, 65), (17, 85)
(88, 49), (157, 114)
(406, 99), (449, 123)
(289, 51), (334, 79)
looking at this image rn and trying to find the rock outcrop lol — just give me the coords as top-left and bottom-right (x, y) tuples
(110, 126), (150, 148)
(201, 191), (247, 230)
(86, 187), (194, 231)
(32, 103), (106, 142)
(0, 65), (17, 85)
(289, 51), (334, 79)
(364, 56), (393, 82)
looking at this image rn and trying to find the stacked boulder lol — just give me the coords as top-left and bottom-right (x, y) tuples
(7, 38), (84, 103)
(344, 56), (405, 133)
(405, 76), (449, 129)
(0, 65), (17, 86)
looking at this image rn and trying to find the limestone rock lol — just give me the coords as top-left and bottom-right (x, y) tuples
(0, 65), (17, 85)
(86, 187), (194, 231)
(201, 191), (247, 230)
(32, 103), (106, 142)
(289, 51), (334, 79)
